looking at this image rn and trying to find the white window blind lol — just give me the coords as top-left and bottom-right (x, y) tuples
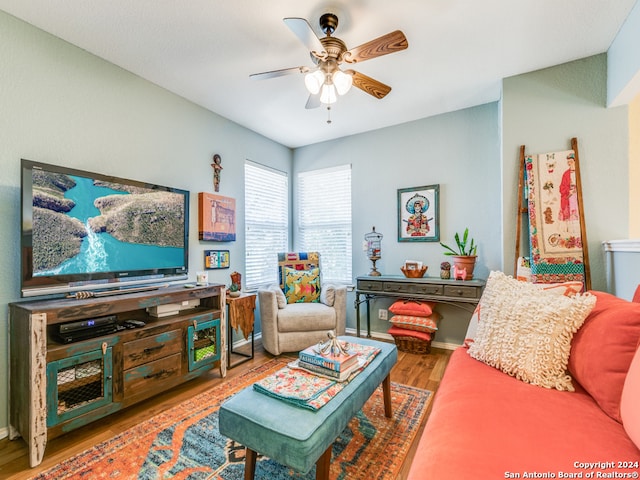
(296, 165), (352, 284)
(244, 161), (288, 290)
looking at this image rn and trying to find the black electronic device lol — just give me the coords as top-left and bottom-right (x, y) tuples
(56, 315), (118, 343)
(58, 315), (117, 333)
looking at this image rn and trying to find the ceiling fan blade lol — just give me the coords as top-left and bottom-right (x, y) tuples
(346, 70), (392, 99)
(283, 17), (326, 57)
(343, 30), (408, 64)
(305, 93), (321, 109)
(250, 66), (310, 80)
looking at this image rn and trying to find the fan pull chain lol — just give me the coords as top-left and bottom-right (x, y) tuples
(326, 105), (332, 124)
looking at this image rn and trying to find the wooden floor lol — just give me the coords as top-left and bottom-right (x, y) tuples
(0, 339), (452, 480)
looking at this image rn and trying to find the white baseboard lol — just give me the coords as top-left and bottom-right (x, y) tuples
(344, 328), (460, 351)
(229, 332), (262, 349)
(0, 426), (8, 440)
(431, 340), (461, 351)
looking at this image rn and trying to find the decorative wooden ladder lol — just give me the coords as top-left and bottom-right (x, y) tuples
(514, 137), (591, 290)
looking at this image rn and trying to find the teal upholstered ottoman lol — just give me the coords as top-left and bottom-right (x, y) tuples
(219, 336), (397, 480)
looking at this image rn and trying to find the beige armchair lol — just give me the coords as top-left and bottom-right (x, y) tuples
(258, 252), (347, 355)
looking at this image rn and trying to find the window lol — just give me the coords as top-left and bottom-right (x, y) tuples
(296, 165), (352, 284)
(244, 161), (288, 290)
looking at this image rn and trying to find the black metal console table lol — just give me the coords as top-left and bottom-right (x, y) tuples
(354, 275), (486, 337)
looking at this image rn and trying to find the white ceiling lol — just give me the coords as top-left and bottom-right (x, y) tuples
(0, 1), (636, 148)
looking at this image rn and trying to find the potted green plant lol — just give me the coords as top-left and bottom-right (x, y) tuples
(440, 228), (477, 280)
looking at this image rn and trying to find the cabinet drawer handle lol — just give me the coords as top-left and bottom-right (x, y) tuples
(144, 345), (164, 355)
(143, 369), (171, 380)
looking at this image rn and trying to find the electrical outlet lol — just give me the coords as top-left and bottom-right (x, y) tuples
(378, 308), (388, 320)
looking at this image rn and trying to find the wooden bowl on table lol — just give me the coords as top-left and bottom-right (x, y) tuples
(401, 266), (428, 278)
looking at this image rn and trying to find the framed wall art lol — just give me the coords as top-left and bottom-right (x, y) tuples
(397, 184), (440, 242)
(198, 192), (236, 241)
(205, 250), (230, 269)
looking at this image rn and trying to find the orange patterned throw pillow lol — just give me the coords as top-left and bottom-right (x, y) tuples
(389, 300), (435, 317)
(388, 325), (433, 342)
(389, 313), (440, 333)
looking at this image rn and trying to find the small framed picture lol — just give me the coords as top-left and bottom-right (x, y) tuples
(398, 184), (440, 242)
(205, 250), (230, 269)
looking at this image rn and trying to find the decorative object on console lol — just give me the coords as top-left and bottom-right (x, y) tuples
(440, 227), (477, 280)
(211, 154), (222, 192)
(364, 227), (383, 276)
(205, 250), (230, 269)
(440, 261), (451, 279)
(453, 264), (467, 281)
(401, 260), (427, 278)
(198, 192), (236, 241)
(398, 184), (440, 242)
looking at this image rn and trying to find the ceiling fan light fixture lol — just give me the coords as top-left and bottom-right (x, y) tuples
(304, 70), (324, 95)
(333, 70), (352, 95)
(320, 83), (337, 105)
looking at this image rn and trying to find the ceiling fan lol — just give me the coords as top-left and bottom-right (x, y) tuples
(250, 13), (409, 110)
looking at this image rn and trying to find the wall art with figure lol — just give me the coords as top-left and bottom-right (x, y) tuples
(525, 150), (585, 284)
(397, 184), (439, 242)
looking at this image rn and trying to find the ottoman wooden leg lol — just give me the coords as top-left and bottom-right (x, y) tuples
(316, 444), (332, 480)
(382, 374), (393, 418)
(244, 447), (257, 480)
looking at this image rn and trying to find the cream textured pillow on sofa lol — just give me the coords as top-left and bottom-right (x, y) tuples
(467, 271), (596, 391)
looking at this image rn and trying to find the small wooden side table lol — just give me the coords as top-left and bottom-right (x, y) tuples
(226, 292), (256, 368)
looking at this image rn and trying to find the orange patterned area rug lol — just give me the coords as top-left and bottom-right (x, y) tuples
(31, 358), (431, 480)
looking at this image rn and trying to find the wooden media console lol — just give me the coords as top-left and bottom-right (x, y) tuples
(8, 284), (226, 467)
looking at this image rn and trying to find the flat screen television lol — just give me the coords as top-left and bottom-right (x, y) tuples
(21, 159), (189, 297)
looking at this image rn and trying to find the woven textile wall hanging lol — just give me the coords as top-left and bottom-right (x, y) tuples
(515, 138), (591, 290)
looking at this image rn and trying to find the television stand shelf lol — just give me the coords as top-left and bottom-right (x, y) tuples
(8, 284), (226, 468)
(65, 282), (172, 299)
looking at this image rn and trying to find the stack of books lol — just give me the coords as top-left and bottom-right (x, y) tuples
(297, 345), (361, 382)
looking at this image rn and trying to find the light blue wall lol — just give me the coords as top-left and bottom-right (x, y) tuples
(293, 103), (501, 345)
(608, 0), (640, 106)
(501, 54), (629, 292)
(0, 11), (292, 434)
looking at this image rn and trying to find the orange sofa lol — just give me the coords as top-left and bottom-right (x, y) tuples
(409, 290), (640, 479)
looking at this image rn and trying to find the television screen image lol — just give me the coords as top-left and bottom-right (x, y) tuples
(21, 159), (189, 297)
